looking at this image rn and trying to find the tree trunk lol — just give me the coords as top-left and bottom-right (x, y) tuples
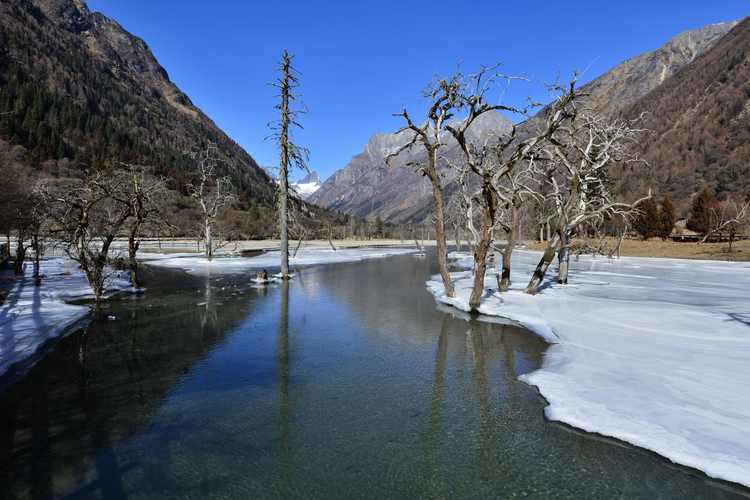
(128, 231), (140, 288)
(292, 232), (304, 258)
(32, 233), (42, 286)
(499, 204), (519, 292)
(205, 218), (213, 261)
(609, 229), (625, 259)
(525, 233), (561, 294)
(14, 230), (26, 275)
(469, 216), (493, 312)
(83, 257), (106, 305)
(327, 223), (337, 251)
(557, 235), (570, 285)
(427, 160), (455, 298)
(278, 53), (291, 278)
(469, 186), (496, 311)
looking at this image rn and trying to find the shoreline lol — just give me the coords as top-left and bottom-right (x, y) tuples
(427, 250), (750, 488)
(526, 237), (750, 262)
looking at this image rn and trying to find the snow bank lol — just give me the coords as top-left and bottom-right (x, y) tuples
(429, 250), (750, 487)
(0, 258), (131, 377)
(140, 247), (418, 274)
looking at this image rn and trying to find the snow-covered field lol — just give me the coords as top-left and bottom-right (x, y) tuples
(428, 250), (750, 487)
(0, 259), (131, 377)
(140, 247), (418, 274)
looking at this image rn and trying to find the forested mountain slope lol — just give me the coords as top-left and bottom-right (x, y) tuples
(619, 17), (750, 203)
(0, 0), (288, 236)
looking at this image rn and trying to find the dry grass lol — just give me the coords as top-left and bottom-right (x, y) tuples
(526, 237), (750, 262)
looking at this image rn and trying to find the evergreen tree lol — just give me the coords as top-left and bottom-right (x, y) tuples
(658, 196), (676, 239)
(634, 198), (660, 239)
(687, 187), (716, 234)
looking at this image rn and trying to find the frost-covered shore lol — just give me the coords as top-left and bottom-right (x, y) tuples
(427, 250), (750, 487)
(140, 247), (418, 274)
(0, 259), (131, 377)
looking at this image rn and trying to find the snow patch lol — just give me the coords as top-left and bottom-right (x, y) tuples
(141, 247), (418, 275)
(0, 258), (132, 377)
(429, 250), (750, 487)
(290, 180), (321, 199)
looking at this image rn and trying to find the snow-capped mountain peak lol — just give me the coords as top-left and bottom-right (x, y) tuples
(290, 170), (322, 199)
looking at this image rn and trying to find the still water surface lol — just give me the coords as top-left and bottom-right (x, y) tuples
(1, 252), (747, 499)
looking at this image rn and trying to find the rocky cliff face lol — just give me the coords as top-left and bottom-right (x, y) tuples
(578, 21), (737, 116)
(311, 21), (738, 222)
(0, 0), (275, 205)
(310, 110), (513, 223)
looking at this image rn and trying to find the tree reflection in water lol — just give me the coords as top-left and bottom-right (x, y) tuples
(0, 269), (255, 499)
(0, 255), (745, 499)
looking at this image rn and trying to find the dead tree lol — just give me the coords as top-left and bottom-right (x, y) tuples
(121, 163), (169, 287)
(327, 222), (337, 251)
(44, 169), (133, 303)
(387, 75), (462, 296)
(525, 114), (651, 294)
(8, 187), (36, 276)
(445, 194), (467, 253)
(289, 202), (307, 258)
(28, 186), (50, 285)
(188, 145), (235, 261)
(270, 49), (309, 278)
(492, 156), (541, 291)
(388, 66), (520, 298)
(701, 197), (749, 249)
(607, 214), (629, 259)
(448, 75), (581, 310)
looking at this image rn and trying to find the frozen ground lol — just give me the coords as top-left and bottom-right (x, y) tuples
(140, 247), (418, 274)
(0, 258), (131, 377)
(428, 250), (750, 487)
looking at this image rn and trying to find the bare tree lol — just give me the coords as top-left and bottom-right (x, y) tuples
(445, 193), (467, 253)
(44, 169), (133, 303)
(388, 65), (521, 298)
(121, 163), (169, 287)
(447, 76), (581, 310)
(492, 156), (541, 291)
(701, 197), (750, 250)
(607, 213), (629, 259)
(28, 185), (50, 285)
(8, 186), (36, 276)
(289, 202), (308, 258)
(327, 222), (337, 251)
(270, 50), (309, 278)
(188, 145), (235, 261)
(525, 114), (651, 294)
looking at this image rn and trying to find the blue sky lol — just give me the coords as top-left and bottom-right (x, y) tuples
(88, 1), (747, 181)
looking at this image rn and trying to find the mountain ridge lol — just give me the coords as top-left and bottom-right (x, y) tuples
(310, 20), (739, 222)
(309, 110), (514, 222)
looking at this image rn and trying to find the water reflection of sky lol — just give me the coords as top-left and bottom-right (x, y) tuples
(2, 255), (748, 499)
